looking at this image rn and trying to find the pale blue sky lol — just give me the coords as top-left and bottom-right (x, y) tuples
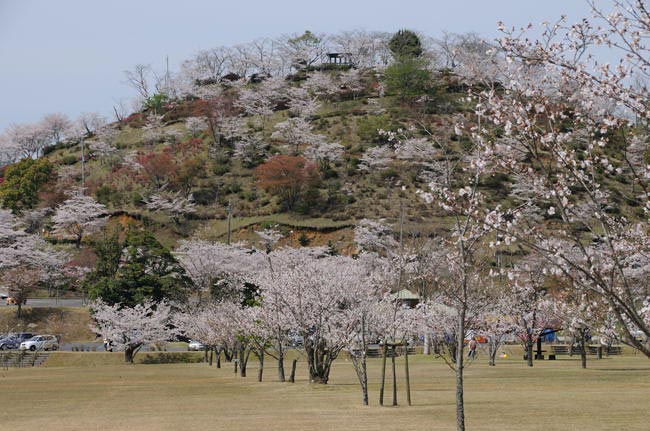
(0, 1), (595, 132)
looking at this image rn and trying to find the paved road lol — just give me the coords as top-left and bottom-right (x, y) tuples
(2, 298), (86, 308)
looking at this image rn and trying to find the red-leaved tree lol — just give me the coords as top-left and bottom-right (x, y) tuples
(255, 155), (319, 210)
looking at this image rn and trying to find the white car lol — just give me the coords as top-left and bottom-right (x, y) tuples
(187, 340), (205, 351)
(20, 335), (59, 351)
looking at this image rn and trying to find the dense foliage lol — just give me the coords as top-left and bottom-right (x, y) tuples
(0, 158), (54, 213)
(87, 226), (191, 306)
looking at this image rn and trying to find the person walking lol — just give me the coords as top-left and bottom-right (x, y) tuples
(468, 338), (478, 360)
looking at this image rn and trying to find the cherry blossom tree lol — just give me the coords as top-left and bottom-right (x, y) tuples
(174, 301), (240, 367)
(144, 191), (196, 224)
(89, 126), (119, 160)
(303, 72), (340, 101)
(415, 100), (501, 431)
(478, 289), (517, 366)
(358, 146), (393, 172)
(339, 69), (365, 99)
(42, 113), (71, 144)
(235, 77), (285, 128)
(123, 64), (158, 99)
(252, 248), (382, 384)
(331, 30), (391, 68)
(271, 117), (322, 155)
(279, 31), (327, 70)
(467, 1), (650, 358)
(2, 266), (41, 318)
(175, 240), (265, 301)
(5, 122), (50, 158)
(1, 210), (69, 316)
(91, 299), (175, 363)
(555, 293), (606, 369)
(76, 112), (107, 136)
(507, 260), (558, 367)
(185, 117), (209, 137)
(287, 86), (321, 117)
(233, 135), (268, 168)
(142, 114), (166, 145)
(52, 193), (107, 247)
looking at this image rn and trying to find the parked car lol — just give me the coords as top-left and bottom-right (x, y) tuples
(20, 335), (59, 351)
(187, 340), (205, 351)
(0, 292), (8, 300)
(0, 333), (34, 350)
(5, 297), (26, 306)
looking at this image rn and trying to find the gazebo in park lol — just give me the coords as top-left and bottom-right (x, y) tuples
(324, 52), (353, 65)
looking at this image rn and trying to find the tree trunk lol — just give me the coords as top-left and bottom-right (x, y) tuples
(423, 334), (430, 355)
(526, 334), (534, 367)
(209, 349), (213, 366)
(305, 339), (334, 384)
(391, 347), (397, 406)
(277, 350), (286, 382)
(16, 303), (22, 319)
(361, 355), (369, 406)
(351, 355), (369, 406)
(125, 344), (139, 363)
(216, 348), (221, 368)
(239, 347), (250, 378)
(257, 349), (264, 382)
(404, 343), (411, 406)
(379, 342), (387, 405)
(289, 359), (297, 383)
(455, 314), (466, 431)
(488, 340), (497, 366)
(580, 333), (587, 369)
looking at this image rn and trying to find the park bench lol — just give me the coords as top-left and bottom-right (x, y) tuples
(549, 345), (623, 359)
(365, 344), (416, 358)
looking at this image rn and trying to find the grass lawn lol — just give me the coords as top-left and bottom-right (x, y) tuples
(0, 351), (648, 430)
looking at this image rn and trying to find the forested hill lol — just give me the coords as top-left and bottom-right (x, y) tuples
(0, 29), (642, 271)
(0, 30), (493, 252)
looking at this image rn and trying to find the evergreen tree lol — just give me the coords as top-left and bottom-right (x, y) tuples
(388, 29), (423, 60)
(87, 226), (191, 306)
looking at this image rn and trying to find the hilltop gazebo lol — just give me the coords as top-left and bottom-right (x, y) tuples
(325, 52), (353, 65)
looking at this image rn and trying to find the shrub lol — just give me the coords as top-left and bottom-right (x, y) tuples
(212, 163), (230, 176)
(192, 188), (217, 206)
(140, 352), (203, 364)
(60, 154), (78, 165)
(143, 93), (171, 114)
(95, 185), (118, 206)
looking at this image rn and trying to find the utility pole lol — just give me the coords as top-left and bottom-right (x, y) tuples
(81, 137), (86, 194)
(398, 198), (405, 289)
(227, 200), (232, 245)
(165, 55), (170, 94)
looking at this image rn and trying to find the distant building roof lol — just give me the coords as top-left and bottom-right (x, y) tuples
(391, 289), (419, 301)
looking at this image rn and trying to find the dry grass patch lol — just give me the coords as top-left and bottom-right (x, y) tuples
(0, 352), (648, 430)
(0, 307), (93, 342)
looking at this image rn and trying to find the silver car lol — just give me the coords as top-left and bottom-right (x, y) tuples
(20, 335), (59, 351)
(187, 340), (205, 351)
